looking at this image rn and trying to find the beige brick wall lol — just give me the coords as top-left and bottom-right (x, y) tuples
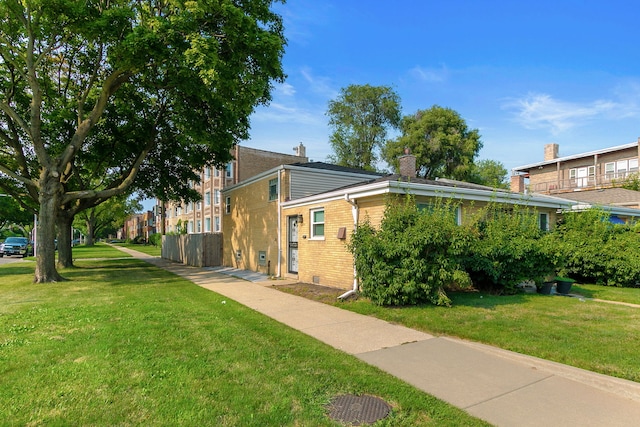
(223, 173), (280, 275)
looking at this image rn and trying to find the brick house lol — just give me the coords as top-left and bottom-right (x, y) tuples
(159, 143), (308, 234)
(222, 155), (609, 292)
(123, 210), (156, 241)
(511, 139), (640, 208)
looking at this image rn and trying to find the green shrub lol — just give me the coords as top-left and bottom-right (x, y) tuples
(463, 204), (555, 294)
(148, 233), (162, 247)
(349, 196), (471, 306)
(554, 209), (640, 286)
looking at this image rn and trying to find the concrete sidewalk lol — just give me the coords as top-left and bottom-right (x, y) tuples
(120, 248), (640, 426)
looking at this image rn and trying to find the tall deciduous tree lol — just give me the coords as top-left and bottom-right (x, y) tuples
(383, 106), (482, 180)
(326, 84), (401, 171)
(0, 0), (285, 282)
(468, 159), (509, 189)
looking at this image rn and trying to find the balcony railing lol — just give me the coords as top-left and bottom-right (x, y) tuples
(531, 171), (638, 194)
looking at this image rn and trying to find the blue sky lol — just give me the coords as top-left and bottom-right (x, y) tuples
(246, 0), (640, 173)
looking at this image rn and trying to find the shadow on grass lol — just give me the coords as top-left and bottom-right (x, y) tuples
(569, 285), (596, 298)
(0, 265), (35, 276)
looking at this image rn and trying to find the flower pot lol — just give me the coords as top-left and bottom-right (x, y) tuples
(556, 280), (573, 294)
(538, 281), (554, 295)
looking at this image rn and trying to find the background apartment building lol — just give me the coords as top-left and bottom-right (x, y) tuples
(511, 139), (640, 209)
(159, 143), (308, 234)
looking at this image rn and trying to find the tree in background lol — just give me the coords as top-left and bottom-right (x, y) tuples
(73, 196), (141, 246)
(0, 195), (33, 237)
(468, 159), (509, 189)
(383, 106), (482, 180)
(326, 84), (401, 171)
(0, 0), (285, 282)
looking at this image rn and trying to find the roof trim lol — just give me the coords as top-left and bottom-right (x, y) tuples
(222, 162), (381, 193)
(512, 141), (638, 172)
(282, 178), (576, 210)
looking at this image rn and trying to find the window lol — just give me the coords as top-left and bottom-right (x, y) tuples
(196, 201), (202, 211)
(417, 202), (461, 225)
(605, 162), (615, 179)
(188, 221), (194, 233)
(205, 217), (211, 232)
(539, 213), (549, 231)
(214, 168), (220, 177)
(214, 216), (220, 232)
(205, 191), (211, 206)
(205, 167), (211, 179)
(310, 208), (325, 239)
(225, 196), (231, 214)
(214, 189), (220, 205)
(269, 178), (278, 201)
(187, 202), (193, 213)
(226, 162), (233, 178)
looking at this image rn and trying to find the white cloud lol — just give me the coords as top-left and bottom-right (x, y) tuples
(300, 67), (339, 99)
(275, 82), (296, 97)
(408, 64), (449, 83)
(504, 93), (630, 134)
(252, 102), (323, 126)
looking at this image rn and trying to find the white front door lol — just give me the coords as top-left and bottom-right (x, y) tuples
(288, 216), (299, 274)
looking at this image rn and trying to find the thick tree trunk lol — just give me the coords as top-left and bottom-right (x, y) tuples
(85, 213), (95, 246)
(56, 213), (74, 268)
(34, 175), (65, 283)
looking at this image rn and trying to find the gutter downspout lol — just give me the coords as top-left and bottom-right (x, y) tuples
(276, 169), (282, 278)
(338, 193), (359, 300)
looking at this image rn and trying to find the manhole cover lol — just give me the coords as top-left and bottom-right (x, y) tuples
(326, 394), (391, 425)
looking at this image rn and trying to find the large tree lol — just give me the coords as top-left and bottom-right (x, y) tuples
(468, 159), (509, 189)
(326, 84), (401, 171)
(0, 0), (285, 282)
(383, 106), (482, 180)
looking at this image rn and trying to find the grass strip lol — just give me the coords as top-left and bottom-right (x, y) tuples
(0, 260), (486, 426)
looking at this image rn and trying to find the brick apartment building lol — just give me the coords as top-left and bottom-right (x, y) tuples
(122, 210), (156, 241)
(511, 139), (640, 208)
(158, 143), (308, 234)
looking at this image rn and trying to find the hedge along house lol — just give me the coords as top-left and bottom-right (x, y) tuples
(280, 156), (581, 296)
(223, 154), (619, 293)
(221, 162), (383, 277)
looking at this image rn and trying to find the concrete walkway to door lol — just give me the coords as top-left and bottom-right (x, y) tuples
(115, 246), (640, 427)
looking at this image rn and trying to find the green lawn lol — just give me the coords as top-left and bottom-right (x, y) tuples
(330, 289), (640, 383)
(0, 260), (486, 426)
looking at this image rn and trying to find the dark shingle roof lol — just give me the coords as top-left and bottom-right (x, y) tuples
(289, 162), (385, 176)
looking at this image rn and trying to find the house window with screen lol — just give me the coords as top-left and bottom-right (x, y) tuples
(417, 203), (461, 225)
(226, 162), (233, 178)
(225, 196), (231, 214)
(539, 213), (549, 231)
(268, 178), (278, 201)
(310, 208), (325, 239)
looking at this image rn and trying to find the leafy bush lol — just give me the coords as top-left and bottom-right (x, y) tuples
(552, 209), (640, 286)
(349, 196), (471, 306)
(463, 204), (555, 294)
(148, 233), (162, 247)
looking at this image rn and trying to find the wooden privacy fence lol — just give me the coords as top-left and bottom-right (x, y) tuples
(162, 233), (223, 267)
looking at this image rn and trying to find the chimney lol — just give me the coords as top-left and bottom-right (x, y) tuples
(398, 148), (416, 178)
(510, 174), (526, 193)
(544, 143), (559, 161)
(294, 142), (306, 158)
